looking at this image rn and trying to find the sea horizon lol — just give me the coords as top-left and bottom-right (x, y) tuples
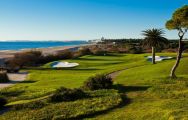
(0, 40), (88, 50)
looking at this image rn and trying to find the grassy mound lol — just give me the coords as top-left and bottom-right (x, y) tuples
(0, 90), (122, 120)
(0, 72), (9, 83)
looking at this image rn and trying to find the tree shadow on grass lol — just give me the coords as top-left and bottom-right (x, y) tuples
(74, 54), (125, 61)
(19, 80), (36, 84)
(89, 53), (125, 57)
(24, 67), (101, 71)
(62, 68), (102, 71)
(0, 107), (10, 115)
(103, 61), (124, 65)
(0, 90), (25, 97)
(73, 57), (110, 61)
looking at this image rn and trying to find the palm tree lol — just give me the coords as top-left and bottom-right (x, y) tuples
(142, 28), (169, 64)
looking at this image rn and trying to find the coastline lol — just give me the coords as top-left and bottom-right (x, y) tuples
(0, 44), (93, 65)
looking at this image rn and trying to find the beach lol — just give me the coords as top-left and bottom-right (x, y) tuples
(0, 44), (91, 66)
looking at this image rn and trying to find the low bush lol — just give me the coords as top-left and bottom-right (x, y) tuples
(55, 50), (73, 60)
(40, 54), (58, 64)
(79, 47), (92, 55)
(72, 51), (82, 58)
(92, 49), (107, 56)
(49, 87), (87, 102)
(73, 47), (93, 58)
(6, 50), (74, 68)
(0, 72), (9, 83)
(0, 97), (7, 108)
(6, 51), (43, 68)
(162, 48), (177, 53)
(83, 74), (113, 90)
(128, 46), (143, 54)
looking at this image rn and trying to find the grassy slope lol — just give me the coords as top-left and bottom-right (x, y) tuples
(87, 54), (188, 120)
(0, 90), (123, 120)
(0, 53), (188, 120)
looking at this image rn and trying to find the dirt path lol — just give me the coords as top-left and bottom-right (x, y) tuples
(0, 72), (28, 89)
(108, 65), (147, 79)
(108, 68), (128, 79)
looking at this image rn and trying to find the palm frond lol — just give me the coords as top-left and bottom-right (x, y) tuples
(142, 28), (169, 48)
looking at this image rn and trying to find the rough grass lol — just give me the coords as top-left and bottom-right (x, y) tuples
(0, 90), (122, 120)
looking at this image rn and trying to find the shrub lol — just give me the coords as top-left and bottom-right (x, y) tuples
(162, 48), (177, 53)
(49, 87), (87, 102)
(72, 47), (93, 58)
(40, 54), (58, 64)
(40, 50), (74, 64)
(6, 51), (43, 68)
(72, 51), (82, 58)
(127, 45), (143, 54)
(0, 72), (9, 83)
(83, 74), (113, 90)
(6, 50), (75, 68)
(73, 48), (90, 58)
(92, 49), (107, 56)
(6, 67), (20, 73)
(0, 97), (7, 108)
(55, 50), (73, 60)
(79, 47), (92, 55)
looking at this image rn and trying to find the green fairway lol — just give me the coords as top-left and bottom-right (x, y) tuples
(1, 53), (150, 102)
(0, 53), (188, 119)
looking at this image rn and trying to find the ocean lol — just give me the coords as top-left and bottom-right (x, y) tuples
(0, 41), (88, 50)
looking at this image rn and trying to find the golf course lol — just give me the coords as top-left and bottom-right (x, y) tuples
(0, 2), (188, 120)
(0, 53), (188, 120)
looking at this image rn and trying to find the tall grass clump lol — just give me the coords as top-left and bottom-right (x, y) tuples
(49, 87), (87, 102)
(83, 74), (113, 90)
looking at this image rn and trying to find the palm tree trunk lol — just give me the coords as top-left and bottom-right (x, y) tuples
(152, 47), (156, 64)
(170, 36), (183, 78)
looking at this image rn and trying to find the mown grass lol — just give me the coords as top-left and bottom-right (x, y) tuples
(86, 54), (188, 120)
(0, 53), (188, 120)
(1, 53), (150, 102)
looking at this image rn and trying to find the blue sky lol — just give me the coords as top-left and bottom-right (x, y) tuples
(0, 0), (187, 40)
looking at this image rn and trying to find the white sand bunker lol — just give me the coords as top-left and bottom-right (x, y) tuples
(52, 62), (79, 68)
(147, 56), (173, 62)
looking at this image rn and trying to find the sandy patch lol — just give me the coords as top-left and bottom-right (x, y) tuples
(147, 56), (173, 62)
(0, 72), (28, 89)
(52, 62), (79, 68)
